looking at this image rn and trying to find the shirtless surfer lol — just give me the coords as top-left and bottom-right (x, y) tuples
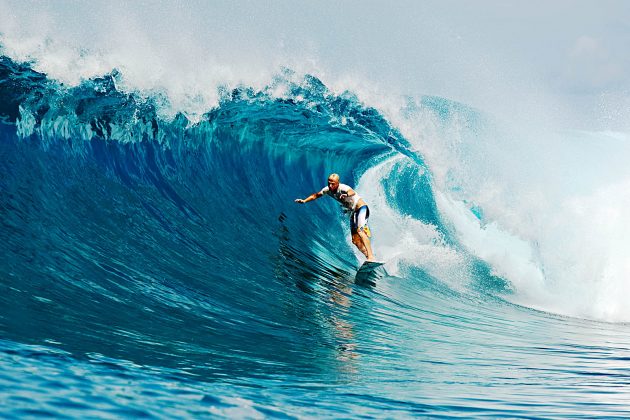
(295, 173), (376, 261)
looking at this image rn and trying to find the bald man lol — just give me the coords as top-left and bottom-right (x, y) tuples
(295, 173), (376, 261)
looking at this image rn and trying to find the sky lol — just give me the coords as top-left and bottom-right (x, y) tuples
(0, 0), (629, 129)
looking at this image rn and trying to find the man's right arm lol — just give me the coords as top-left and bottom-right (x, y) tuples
(295, 191), (323, 204)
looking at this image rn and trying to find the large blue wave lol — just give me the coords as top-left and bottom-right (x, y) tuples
(0, 53), (532, 413)
(4, 54), (630, 418)
(0, 55), (438, 370)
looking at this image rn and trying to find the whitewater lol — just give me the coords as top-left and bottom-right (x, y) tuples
(2, 1), (630, 418)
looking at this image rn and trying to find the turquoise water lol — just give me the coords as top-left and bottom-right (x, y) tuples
(1, 56), (630, 418)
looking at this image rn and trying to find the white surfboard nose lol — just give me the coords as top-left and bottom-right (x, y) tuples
(355, 260), (386, 283)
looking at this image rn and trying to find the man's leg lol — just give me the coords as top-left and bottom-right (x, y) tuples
(354, 206), (375, 261)
(357, 228), (375, 261)
(352, 232), (368, 258)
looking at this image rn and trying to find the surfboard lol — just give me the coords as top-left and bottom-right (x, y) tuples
(355, 260), (385, 284)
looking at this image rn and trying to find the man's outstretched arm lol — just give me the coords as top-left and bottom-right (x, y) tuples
(295, 191), (323, 204)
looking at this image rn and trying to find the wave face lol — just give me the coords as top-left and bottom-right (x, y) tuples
(2, 55), (630, 418)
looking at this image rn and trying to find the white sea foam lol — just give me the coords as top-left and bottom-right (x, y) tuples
(355, 158), (471, 292)
(382, 100), (630, 322)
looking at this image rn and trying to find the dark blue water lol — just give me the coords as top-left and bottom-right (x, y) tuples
(2, 56), (630, 418)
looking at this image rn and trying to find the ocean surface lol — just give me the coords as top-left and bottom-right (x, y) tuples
(2, 54), (630, 418)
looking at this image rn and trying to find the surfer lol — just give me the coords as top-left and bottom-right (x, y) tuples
(295, 173), (376, 261)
